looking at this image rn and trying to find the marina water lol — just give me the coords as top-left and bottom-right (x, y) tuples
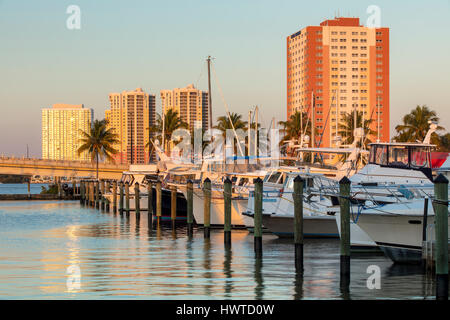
(0, 198), (437, 299)
(0, 183), (49, 195)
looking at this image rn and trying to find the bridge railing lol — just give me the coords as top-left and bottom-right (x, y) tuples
(0, 156), (129, 169)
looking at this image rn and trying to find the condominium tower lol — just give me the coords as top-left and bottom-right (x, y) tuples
(286, 17), (389, 148)
(105, 88), (156, 164)
(41, 104), (93, 161)
(160, 84), (209, 131)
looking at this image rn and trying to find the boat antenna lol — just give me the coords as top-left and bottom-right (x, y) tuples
(207, 56), (213, 131)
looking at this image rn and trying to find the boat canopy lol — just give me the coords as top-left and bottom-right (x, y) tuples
(368, 143), (434, 179)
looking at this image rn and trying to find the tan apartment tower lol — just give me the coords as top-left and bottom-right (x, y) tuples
(105, 88), (156, 164)
(286, 17), (389, 148)
(42, 104), (93, 161)
(160, 84), (209, 131)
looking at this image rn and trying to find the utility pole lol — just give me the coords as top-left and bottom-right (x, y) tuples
(207, 56), (213, 131)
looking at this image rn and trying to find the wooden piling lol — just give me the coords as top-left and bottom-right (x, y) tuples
(72, 178), (76, 197)
(84, 181), (87, 205)
(339, 176), (351, 289)
(89, 181), (94, 206)
(156, 179), (162, 221)
(224, 177), (232, 246)
(293, 176), (304, 273)
(86, 181), (90, 205)
(147, 181), (153, 229)
(187, 180), (194, 237)
(95, 180), (100, 209)
(254, 177), (263, 258)
(203, 178), (211, 239)
(125, 182), (130, 216)
(80, 181), (84, 205)
(27, 178), (31, 199)
(105, 197), (110, 212)
(135, 182), (140, 218)
(112, 181), (117, 213)
(57, 178), (62, 200)
(100, 180), (105, 211)
(434, 174), (448, 300)
(119, 182), (124, 215)
(171, 185), (177, 227)
(421, 197), (429, 269)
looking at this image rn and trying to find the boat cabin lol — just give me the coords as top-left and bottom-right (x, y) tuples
(368, 143), (434, 180)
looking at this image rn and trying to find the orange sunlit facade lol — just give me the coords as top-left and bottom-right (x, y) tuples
(105, 88), (156, 164)
(287, 17), (389, 148)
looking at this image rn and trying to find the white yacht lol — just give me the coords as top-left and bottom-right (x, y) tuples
(171, 158), (267, 228)
(354, 154), (450, 263)
(243, 141), (366, 238)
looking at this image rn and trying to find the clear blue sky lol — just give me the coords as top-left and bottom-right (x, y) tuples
(1, 0), (449, 157)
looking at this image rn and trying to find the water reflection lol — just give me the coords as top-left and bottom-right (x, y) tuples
(223, 247), (233, 298)
(0, 201), (441, 299)
(254, 258), (263, 300)
(293, 272), (303, 300)
(203, 239), (212, 297)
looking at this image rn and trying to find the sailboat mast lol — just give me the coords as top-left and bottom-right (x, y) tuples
(377, 96), (380, 143)
(336, 88), (339, 143)
(207, 56), (213, 131)
(162, 107), (165, 153)
(254, 106), (258, 156)
(311, 91), (315, 164)
(248, 110), (252, 156)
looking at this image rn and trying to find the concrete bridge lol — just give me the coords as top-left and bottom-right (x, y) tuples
(0, 156), (129, 179)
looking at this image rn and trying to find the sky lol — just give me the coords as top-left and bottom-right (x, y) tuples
(0, 0), (449, 157)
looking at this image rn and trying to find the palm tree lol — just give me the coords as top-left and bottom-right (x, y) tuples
(215, 112), (247, 138)
(338, 111), (375, 149)
(278, 111), (310, 156)
(147, 109), (188, 154)
(393, 105), (444, 143)
(437, 133), (450, 152)
(78, 119), (119, 179)
(214, 112), (247, 156)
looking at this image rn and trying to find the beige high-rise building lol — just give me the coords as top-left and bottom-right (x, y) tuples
(105, 88), (156, 164)
(160, 84), (209, 131)
(42, 104), (93, 161)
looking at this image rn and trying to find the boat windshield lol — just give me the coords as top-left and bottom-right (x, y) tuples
(267, 172), (282, 184)
(237, 178), (249, 186)
(143, 174), (160, 185)
(369, 144), (431, 170)
(120, 174), (134, 185)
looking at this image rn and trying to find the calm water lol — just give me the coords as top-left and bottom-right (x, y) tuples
(0, 183), (49, 195)
(0, 200), (437, 300)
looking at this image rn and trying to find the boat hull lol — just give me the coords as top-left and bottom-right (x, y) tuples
(261, 214), (339, 238)
(355, 200), (443, 264)
(185, 188), (254, 228)
(335, 210), (378, 251)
